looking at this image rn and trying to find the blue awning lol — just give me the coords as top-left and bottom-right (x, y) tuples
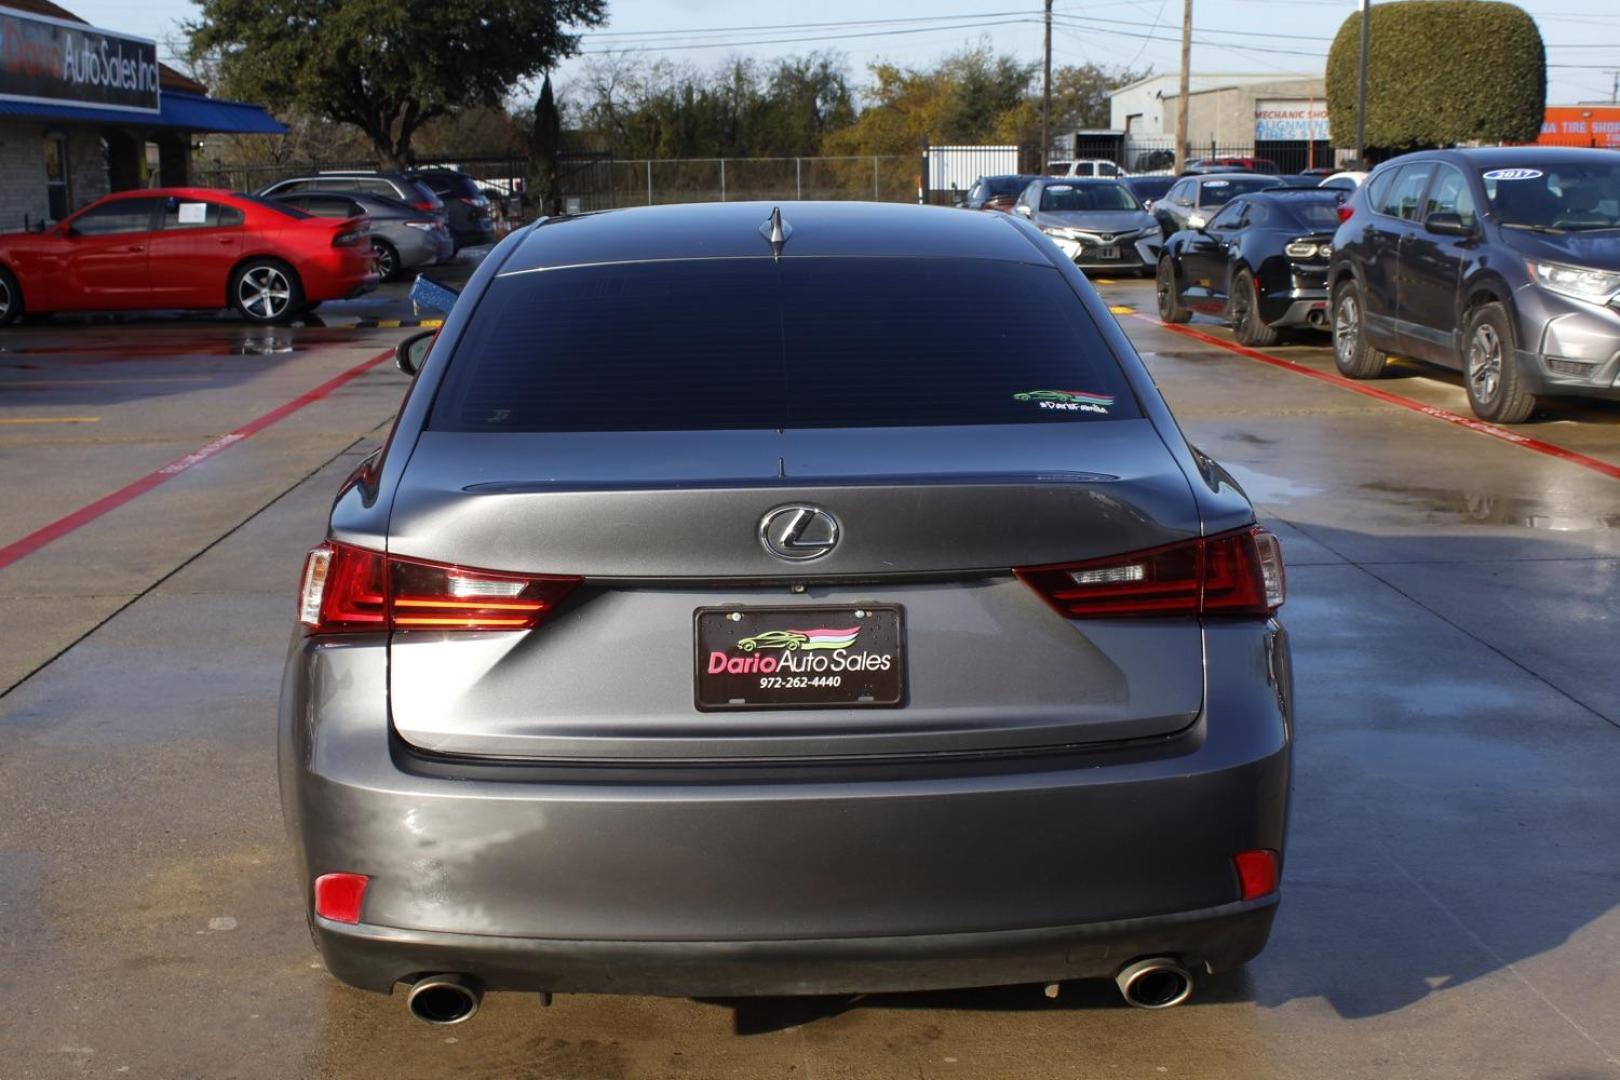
(0, 90), (285, 134)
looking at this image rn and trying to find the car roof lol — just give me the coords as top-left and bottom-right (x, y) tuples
(101, 186), (235, 201)
(1379, 146), (1620, 170)
(1031, 176), (1127, 185)
(497, 201), (1050, 274)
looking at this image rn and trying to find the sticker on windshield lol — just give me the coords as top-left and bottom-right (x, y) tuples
(1048, 184), (1074, 193)
(1014, 389), (1115, 413)
(1483, 168), (1543, 181)
(1203, 180), (1230, 187)
(177, 202), (208, 224)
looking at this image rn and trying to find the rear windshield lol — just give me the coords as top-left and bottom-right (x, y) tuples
(1481, 162), (1620, 230)
(235, 193), (309, 219)
(985, 175), (1033, 196)
(1039, 183), (1139, 212)
(1268, 195), (1345, 230)
(429, 258), (1140, 432)
(1200, 177), (1280, 206)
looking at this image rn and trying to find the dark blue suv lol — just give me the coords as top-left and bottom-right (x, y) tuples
(1327, 147), (1620, 422)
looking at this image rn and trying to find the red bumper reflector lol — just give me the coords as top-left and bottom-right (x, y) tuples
(1234, 849), (1280, 900)
(313, 872), (369, 924)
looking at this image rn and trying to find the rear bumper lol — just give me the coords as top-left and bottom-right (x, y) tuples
(280, 623), (1293, 996)
(314, 897), (1279, 996)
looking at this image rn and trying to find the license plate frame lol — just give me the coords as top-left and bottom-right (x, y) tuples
(1091, 245), (1120, 260)
(693, 605), (907, 711)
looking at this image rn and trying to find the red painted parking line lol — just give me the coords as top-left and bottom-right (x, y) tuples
(1133, 314), (1620, 483)
(0, 349), (394, 571)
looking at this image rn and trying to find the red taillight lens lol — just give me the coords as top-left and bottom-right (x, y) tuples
(413, 200), (438, 212)
(1015, 526), (1284, 618)
(298, 542), (580, 634)
(1336, 204), (1354, 223)
(313, 872), (369, 924)
(1234, 849), (1280, 899)
(333, 229), (363, 247)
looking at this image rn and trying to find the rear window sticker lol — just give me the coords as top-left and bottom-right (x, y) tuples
(177, 202), (208, 224)
(1483, 168), (1543, 181)
(1014, 389), (1115, 413)
(1203, 180), (1231, 188)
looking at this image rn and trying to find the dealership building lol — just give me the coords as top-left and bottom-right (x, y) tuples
(0, 0), (283, 229)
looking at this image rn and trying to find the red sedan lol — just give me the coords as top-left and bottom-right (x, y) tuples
(0, 187), (379, 326)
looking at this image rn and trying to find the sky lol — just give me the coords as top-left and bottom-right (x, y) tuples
(61, 0), (1620, 110)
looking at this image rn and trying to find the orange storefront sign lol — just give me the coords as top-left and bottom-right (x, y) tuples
(1537, 106), (1620, 148)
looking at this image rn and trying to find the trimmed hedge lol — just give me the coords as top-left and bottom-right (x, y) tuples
(1326, 1), (1545, 151)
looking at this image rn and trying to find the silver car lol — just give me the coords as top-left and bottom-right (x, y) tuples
(280, 201), (1293, 1025)
(1014, 178), (1162, 273)
(266, 191), (453, 280)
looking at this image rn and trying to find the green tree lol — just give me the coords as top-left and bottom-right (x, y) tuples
(1325, 0), (1544, 152)
(187, 0), (606, 167)
(532, 76), (563, 214)
(824, 46), (1036, 156)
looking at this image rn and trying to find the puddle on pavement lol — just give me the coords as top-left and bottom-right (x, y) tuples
(1223, 464), (1325, 505)
(1361, 481), (1620, 531)
(0, 332), (302, 358)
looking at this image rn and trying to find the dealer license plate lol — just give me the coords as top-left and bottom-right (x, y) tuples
(1092, 245), (1120, 259)
(694, 605), (906, 711)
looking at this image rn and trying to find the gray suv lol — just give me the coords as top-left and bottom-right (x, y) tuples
(1328, 147), (1620, 422)
(280, 202), (1293, 1024)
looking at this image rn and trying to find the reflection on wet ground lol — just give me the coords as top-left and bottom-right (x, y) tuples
(1360, 480), (1620, 531)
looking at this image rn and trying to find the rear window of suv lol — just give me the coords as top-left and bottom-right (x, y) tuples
(428, 258), (1141, 432)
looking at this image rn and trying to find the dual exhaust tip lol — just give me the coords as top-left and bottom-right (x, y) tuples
(404, 960), (1191, 1023)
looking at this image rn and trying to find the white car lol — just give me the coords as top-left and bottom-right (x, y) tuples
(1047, 159), (1131, 179)
(1318, 171), (1367, 190)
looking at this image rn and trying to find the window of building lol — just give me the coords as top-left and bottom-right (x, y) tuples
(44, 133), (70, 221)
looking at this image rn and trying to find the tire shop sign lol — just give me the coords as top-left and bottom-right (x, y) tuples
(0, 9), (160, 114)
(1254, 100), (1330, 142)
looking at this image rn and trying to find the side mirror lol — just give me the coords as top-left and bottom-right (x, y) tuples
(1425, 212), (1475, 237)
(1187, 213), (1208, 230)
(395, 329), (435, 376)
(57, 220), (73, 237)
(1015, 204), (1033, 217)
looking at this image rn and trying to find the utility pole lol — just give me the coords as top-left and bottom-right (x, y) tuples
(1174, 0), (1192, 173)
(1041, 0), (1054, 170)
(1355, 0), (1371, 164)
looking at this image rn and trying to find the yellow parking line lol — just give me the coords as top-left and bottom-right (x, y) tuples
(1093, 278), (1118, 285)
(1109, 305), (1135, 314)
(0, 416), (101, 424)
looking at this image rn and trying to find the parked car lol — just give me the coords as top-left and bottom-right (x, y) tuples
(1013, 177), (1161, 274)
(1182, 157), (1279, 176)
(408, 168), (497, 249)
(1319, 171), (1367, 191)
(960, 174), (1044, 212)
(281, 200), (1291, 1023)
(1157, 187), (1346, 345)
(258, 171), (446, 222)
(268, 191), (452, 280)
(0, 188), (377, 326)
(1328, 147), (1620, 422)
(1298, 166), (1338, 179)
(1046, 159), (1130, 178)
(1123, 175), (1176, 211)
(1153, 174), (1285, 236)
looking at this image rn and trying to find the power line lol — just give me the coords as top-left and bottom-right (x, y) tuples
(1052, 16), (1328, 56)
(578, 17), (1041, 55)
(582, 10), (1033, 41)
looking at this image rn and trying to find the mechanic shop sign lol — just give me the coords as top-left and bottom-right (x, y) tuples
(0, 9), (160, 114)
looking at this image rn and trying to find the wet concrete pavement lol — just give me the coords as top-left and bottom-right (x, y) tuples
(2, 275), (1619, 1078)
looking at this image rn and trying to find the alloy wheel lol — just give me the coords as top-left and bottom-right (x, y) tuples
(238, 266), (291, 320)
(1156, 263), (1173, 316)
(1231, 282), (1252, 331)
(1468, 322), (1503, 404)
(1333, 293), (1359, 366)
(375, 244), (396, 280)
(0, 278), (10, 320)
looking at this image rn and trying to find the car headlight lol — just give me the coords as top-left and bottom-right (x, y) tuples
(1528, 260), (1620, 302)
(1041, 226), (1078, 240)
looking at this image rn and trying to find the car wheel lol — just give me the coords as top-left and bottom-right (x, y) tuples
(1156, 258), (1191, 323)
(1463, 302), (1537, 423)
(1331, 279), (1386, 378)
(373, 240), (400, 282)
(230, 259), (304, 325)
(0, 265), (21, 328)
(1230, 270), (1280, 348)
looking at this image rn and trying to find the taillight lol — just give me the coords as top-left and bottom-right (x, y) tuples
(333, 229), (364, 247)
(1336, 204), (1354, 223)
(1015, 526), (1285, 618)
(298, 541), (580, 634)
(313, 872), (369, 924)
(1233, 850), (1280, 899)
(413, 200), (439, 212)
(1285, 238), (1331, 259)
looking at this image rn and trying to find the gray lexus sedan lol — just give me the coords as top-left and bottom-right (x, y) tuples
(280, 201), (1293, 1024)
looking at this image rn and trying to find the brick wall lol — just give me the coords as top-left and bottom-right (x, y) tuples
(0, 121), (112, 230)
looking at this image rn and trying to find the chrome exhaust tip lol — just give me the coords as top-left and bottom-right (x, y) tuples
(406, 974), (482, 1024)
(1115, 958), (1193, 1009)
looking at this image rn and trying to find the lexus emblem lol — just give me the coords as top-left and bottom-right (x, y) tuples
(759, 505), (840, 561)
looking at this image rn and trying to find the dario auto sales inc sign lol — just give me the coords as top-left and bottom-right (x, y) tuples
(0, 9), (160, 114)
